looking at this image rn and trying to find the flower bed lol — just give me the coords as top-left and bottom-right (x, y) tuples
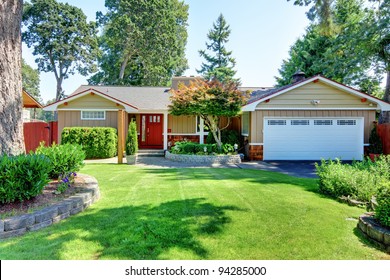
(165, 151), (241, 164)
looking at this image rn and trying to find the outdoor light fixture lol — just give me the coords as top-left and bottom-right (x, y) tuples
(234, 143), (238, 152)
(203, 146), (207, 153)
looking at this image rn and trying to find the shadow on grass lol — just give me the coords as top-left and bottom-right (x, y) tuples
(1, 198), (244, 260)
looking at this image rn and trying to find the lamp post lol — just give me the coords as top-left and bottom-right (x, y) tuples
(234, 143), (238, 154)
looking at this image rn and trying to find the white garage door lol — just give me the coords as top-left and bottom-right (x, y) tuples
(263, 118), (364, 160)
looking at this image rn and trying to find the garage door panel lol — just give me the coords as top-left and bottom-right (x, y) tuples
(263, 118), (364, 160)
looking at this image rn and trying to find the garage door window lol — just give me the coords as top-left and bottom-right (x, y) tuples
(337, 120), (356, 125)
(291, 120), (309, 125)
(314, 120), (333, 125)
(268, 120), (286, 125)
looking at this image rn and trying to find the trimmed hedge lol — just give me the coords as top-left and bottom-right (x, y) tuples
(36, 143), (85, 179)
(61, 127), (117, 159)
(0, 154), (51, 203)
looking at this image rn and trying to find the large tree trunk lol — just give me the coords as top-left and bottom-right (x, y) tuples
(379, 70), (390, 124)
(0, 0), (25, 155)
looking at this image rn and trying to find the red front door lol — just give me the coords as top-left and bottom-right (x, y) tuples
(140, 114), (163, 149)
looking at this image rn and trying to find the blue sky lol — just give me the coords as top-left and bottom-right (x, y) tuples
(22, 0), (310, 102)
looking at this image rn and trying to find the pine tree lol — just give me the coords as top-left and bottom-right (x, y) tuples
(197, 14), (239, 84)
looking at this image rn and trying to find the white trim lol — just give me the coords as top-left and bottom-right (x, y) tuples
(241, 133), (249, 137)
(167, 133), (198, 136)
(242, 76), (390, 112)
(57, 108), (120, 111)
(81, 110), (106, 120)
(199, 117), (205, 144)
(263, 116), (365, 120)
(249, 143), (263, 146)
(44, 89), (138, 113)
(163, 112), (168, 150)
(255, 107), (379, 111)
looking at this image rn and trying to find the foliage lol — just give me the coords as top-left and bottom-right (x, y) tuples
(35, 143), (85, 179)
(89, 0), (188, 86)
(375, 182), (390, 227)
(126, 120), (138, 155)
(206, 129), (239, 147)
(22, 0), (99, 100)
(315, 156), (390, 202)
(278, 0), (383, 95)
(169, 79), (248, 150)
(197, 14), (239, 84)
(368, 123), (383, 154)
(56, 172), (76, 194)
(22, 58), (40, 100)
(61, 127), (117, 159)
(170, 141), (235, 155)
(0, 154), (51, 203)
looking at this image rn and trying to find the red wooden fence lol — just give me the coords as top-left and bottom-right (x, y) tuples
(23, 121), (58, 153)
(378, 123), (390, 155)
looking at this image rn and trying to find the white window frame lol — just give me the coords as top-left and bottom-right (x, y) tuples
(196, 116), (210, 135)
(81, 110), (106, 120)
(241, 112), (249, 136)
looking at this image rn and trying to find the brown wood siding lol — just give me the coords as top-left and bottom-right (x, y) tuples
(249, 110), (376, 144)
(168, 115), (196, 134)
(256, 81), (371, 109)
(58, 111), (118, 143)
(58, 93), (125, 110)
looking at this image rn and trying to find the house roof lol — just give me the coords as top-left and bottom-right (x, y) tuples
(45, 85), (171, 112)
(243, 75), (390, 112)
(23, 90), (42, 108)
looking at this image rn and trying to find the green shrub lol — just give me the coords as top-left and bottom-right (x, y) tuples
(375, 183), (390, 227)
(36, 143), (85, 179)
(206, 129), (240, 146)
(0, 154), (51, 203)
(126, 120), (138, 155)
(171, 141), (218, 155)
(315, 158), (389, 202)
(61, 127), (117, 159)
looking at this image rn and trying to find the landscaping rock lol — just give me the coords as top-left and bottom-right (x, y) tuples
(34, 206), (59, 223)
(70, 206), (83, 215)
(57, 201), (73, 214)
(4, 214), (35, 231)
(0, 228), (26, 239)
(0, 220), (4, 232)
(52, 212), (70, 223)
(28, 220), (52, 231)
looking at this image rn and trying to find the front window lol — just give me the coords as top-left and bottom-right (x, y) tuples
(242, 112), (249, 136)
(81, 111), (105, 120)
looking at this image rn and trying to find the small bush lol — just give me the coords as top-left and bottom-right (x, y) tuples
(316, 156), (390, 202)
(375, 183), (390, 227)
(36, 143), (85, 179)
(207, 129), (240, 146)
(126, 120), (138, 155)
(171, 141), (218, 155)
(62, 127), (117, 159)
(0, 154), (51, 203)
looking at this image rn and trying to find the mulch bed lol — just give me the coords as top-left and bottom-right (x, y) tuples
(0, 176), (86, 218)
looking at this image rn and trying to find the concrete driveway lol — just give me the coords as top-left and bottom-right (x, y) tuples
(238, 161), (319, 178)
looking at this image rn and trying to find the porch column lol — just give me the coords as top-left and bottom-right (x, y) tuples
(117, 109), (125, 164)
(199, 117), (205, 144)
(163, 111), (168, 150)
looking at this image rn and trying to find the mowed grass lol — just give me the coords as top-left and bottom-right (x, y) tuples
(0, 164), (388, 260)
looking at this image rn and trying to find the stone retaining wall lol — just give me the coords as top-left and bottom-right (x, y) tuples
(165, 151), (241, 164)
(0, 174), (100, 239)
(358, 212), (390, 253)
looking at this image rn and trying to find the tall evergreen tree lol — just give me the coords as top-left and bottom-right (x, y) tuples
(197, 14), (239, 84)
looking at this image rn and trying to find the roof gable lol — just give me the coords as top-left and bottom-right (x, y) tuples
(243, 76), (390, 111)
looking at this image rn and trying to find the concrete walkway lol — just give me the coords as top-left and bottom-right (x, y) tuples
(84, 156), (318, 178)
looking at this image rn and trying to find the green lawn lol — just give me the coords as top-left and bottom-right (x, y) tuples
(0, 164), (388, 260)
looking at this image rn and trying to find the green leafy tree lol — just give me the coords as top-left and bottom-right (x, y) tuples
(22, 0), (99, 100)
(278, 0), (383, 95)
(89, 0), (188, 86)
(22, 58), (40, 100)
(169, 79), (248, 150)
(197, 14), (239, 84)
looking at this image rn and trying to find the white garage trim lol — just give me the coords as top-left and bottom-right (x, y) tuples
(263, 117), (364, 160)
